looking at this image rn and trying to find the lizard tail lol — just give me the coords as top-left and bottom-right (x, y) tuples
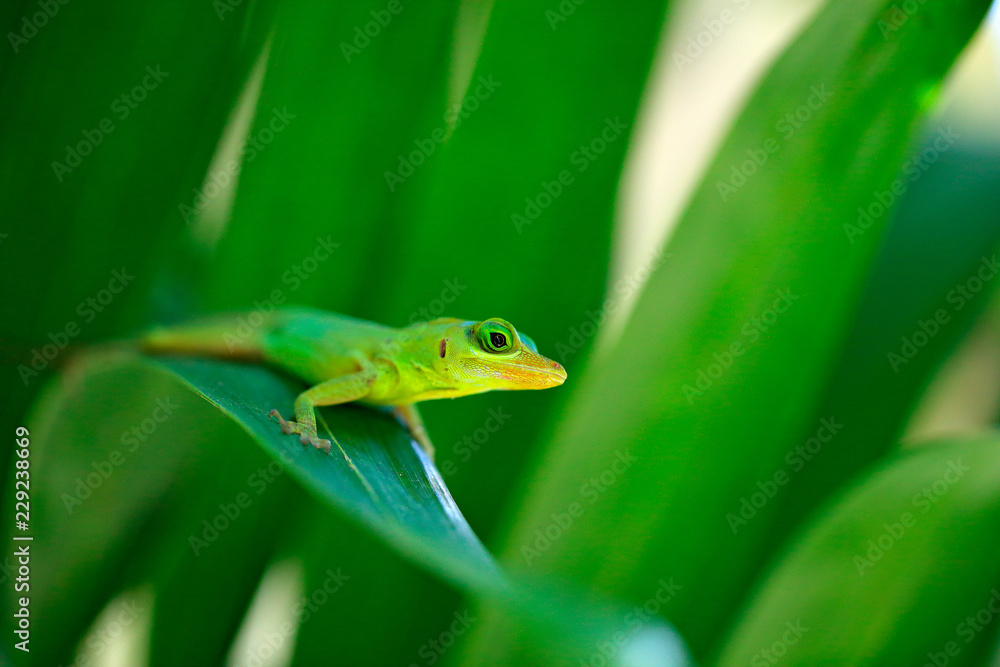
(139, 314), (267, 361)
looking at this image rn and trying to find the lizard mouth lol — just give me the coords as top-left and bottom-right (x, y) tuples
(509, 362), (567, 386)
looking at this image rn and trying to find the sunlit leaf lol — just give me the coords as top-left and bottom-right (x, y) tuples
(471, 0), (994, 660)
(770, 138), (1000, 537)
(716, 435), (1000, 667)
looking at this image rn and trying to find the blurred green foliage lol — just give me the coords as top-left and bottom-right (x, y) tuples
(2, 0), (999, 665)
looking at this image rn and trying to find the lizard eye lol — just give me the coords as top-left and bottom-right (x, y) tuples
(478, 321), (514, 353)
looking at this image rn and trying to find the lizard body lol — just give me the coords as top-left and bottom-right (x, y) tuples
(140, 307), (566, 457)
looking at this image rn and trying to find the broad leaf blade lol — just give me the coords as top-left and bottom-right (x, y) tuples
(188, 0), (461, 314)
(18, 350), (690, 666)
(2, 356), (243, 666)
(144, 428), (302, 667)
(715, 435), (1000, 667)
(149, 354), (499, 583)
(474, 0), (993, 659)
(365, 0), (672, 545)
(0, 0), (273, 491)
(770, 137), (1000, 537)
(152, 353), (690, 667)
(142, 3), (469, 656)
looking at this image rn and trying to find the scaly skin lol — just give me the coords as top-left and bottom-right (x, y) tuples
(140, 307), (566, 457)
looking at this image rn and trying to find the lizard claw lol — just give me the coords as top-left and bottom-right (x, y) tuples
(269, 409), (295, 434)
(270, 409), (331, 454)
(299, 433), (332, 453)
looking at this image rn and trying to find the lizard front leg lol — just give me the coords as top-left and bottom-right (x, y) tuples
(269, 369), (376, 453)
(392, 403), (434, 459)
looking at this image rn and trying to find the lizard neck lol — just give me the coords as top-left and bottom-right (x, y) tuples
(382, 320), (459, 399)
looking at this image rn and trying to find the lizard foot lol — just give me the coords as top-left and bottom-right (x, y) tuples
(268, 409), (295, 434)
(301, 432), (332, 453)
(268, 409), (332, 453)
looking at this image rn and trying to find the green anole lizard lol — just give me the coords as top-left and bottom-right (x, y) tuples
(140, 307), (566, 458)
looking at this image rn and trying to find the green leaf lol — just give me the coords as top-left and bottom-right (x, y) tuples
(11, 350), (691, 667)
(468, 0), (993, 659)
(715, 435), (1000, 667)
(365, 0), (672, 560)
(143, 427), (302, 667)
(163, 1), (675, 655)
(3, 355), (242, 666)
(0, 2), (268, 339)
(282, 507), (470, 667)
(184, 0), (462, 314)
(148, 353), (691, 667)
(770, 137), (1000, 537)
(0, 0), (273, 479)
(149, 353), (498, 574)
(165, 3), (475, 658)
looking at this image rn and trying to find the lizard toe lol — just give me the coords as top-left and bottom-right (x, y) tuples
(269, 409), (297, 434)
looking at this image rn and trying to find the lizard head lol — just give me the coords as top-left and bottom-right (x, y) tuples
(433, 317), (567, 393)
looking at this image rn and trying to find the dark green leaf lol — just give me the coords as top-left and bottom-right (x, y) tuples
(3, 355), (240, 666)
(0, 0), (273, 482)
